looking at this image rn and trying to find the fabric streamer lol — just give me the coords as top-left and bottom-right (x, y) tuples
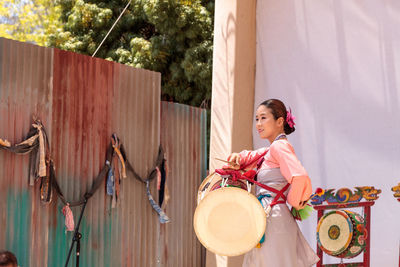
(160, 158), (169, 208)
(113, 155), (120, 204)
(32, 123), (46, 177)
(111, 134), (127, 178)
(162, 184), (170, 209)
(106, 168), (114, 196)
(156, 167), (161, 191)
(62, 205), (75, 232)
(0, 138), (11, 147)
(146, 180), (170, 223)
(16, 134), (38, 147)
(115, 147), (127, 179)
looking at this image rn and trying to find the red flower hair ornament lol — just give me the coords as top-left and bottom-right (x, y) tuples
(286, 108), (296, 128)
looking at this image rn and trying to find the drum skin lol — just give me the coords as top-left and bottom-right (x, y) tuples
(194, 187), (266, 256)
(194, 172), (266, 256)
(317, 210), (367, 258)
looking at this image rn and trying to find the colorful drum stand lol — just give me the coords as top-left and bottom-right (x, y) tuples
(311, 187), (381, 267)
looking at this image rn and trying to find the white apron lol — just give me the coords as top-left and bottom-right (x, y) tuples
(242, 168), (320, 267)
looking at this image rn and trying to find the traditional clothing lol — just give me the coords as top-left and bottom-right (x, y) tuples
(239, 139), (319, 267)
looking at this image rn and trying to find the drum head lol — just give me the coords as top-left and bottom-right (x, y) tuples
(193, 187), (266, 256)
(317, 210), (353, 256)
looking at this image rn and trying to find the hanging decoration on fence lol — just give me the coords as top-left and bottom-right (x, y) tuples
(0, 120), (53, 202)
(0, 138), (10, 147)
(107, 134), (128, 208)
(123, 142), (170, 223)
(0, 118), (170, 229)
(310, 186), (382, 205)
(392, 183), (400, 202)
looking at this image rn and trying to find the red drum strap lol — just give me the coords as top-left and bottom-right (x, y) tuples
(214, 169), (290, 207)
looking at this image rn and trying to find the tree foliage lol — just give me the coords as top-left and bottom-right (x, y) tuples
(50, 0), (214, 107)
(0, 0), (62, 46)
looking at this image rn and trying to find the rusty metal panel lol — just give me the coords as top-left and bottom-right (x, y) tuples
(110, 63), (161, 267)
(49, 48), (161, 267)
(0, 37), (162, 267)
(160, 101), (207, 267)
(49, 48), (117, 267)
(0, 38), (207, 267)
(0, 37), (54, 267)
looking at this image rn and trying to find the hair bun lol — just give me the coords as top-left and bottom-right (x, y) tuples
(284, 123), (295, 135)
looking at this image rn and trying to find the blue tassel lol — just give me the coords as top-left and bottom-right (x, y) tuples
(106, 168), (114, 196)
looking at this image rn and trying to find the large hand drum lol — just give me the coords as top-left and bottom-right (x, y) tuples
(194, 172), (266, 256)
(317, 210), (367, 258)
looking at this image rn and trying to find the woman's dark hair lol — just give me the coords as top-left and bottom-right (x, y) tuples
(259, 99), (295, 135)
(0, 250), (18, 266)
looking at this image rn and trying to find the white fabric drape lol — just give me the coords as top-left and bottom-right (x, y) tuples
(255, 1), (400, 266)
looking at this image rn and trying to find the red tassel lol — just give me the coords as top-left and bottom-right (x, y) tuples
(156, 167), (161, 190)
(62, 204), (75, 231)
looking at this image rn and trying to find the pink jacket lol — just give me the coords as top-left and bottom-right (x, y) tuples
(238, 140), (312, 209)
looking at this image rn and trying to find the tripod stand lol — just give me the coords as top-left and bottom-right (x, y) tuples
(64, 197), (88, 267)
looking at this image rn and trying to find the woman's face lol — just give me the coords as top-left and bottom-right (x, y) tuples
(255, 105), (284, 142)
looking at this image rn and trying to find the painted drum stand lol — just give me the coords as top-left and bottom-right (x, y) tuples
(311, 187), (381, 267)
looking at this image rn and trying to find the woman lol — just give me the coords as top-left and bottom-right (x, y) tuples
(226, 99), (319, 267)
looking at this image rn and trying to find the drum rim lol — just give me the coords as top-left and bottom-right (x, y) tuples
(337, 210), (367, 258)
(316, 210), (354, 256)
(194, 187), (267, 256)
(197, 172), (247, 204)
(197, 172), (221, 204)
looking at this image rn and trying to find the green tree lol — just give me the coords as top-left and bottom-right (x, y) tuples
(0, 0), (62, 46)
(49, 0), (214, 107)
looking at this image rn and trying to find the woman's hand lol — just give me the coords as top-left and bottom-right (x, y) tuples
(223, 153), (241, 169)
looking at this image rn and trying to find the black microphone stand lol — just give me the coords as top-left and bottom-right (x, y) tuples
(64, 196), (89, 267)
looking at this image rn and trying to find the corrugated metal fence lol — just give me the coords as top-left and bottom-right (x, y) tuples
(0, 37), (206, 267)
(160, 102), (207, 267)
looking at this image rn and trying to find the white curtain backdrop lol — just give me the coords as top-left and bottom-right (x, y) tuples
(255, 1), (400, 266)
